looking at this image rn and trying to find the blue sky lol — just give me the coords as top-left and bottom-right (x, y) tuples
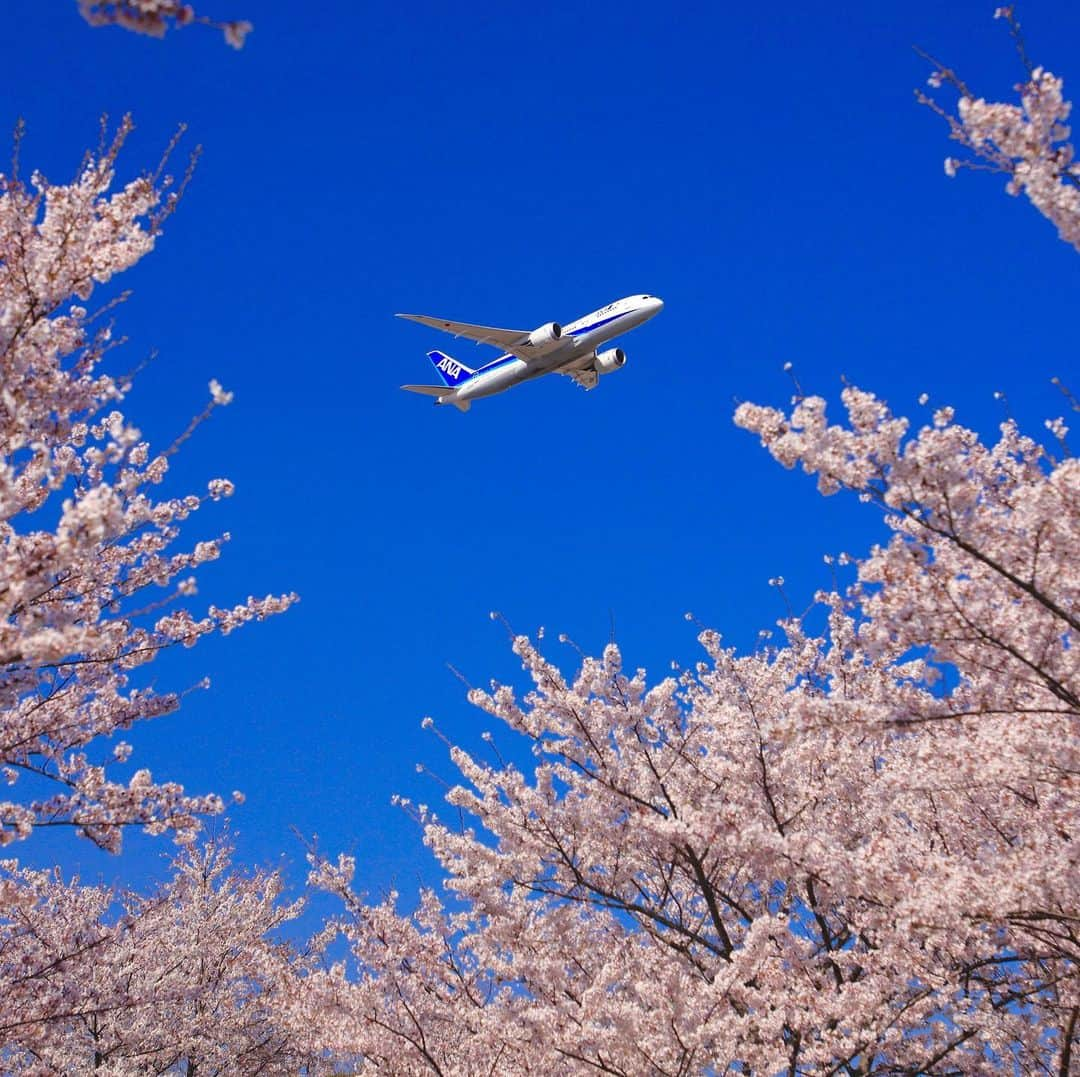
(7, 0), (1080, 900)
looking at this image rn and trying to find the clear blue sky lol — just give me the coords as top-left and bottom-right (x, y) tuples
(7, 1), (1080, 901)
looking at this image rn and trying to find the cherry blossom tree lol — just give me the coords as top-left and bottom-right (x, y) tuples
(77, 1), (252, 49)
(308, 459), (1076, 1074)
(919, 6), (1080, 251)
(0, 836), (322, 1073)
(0, 119), (295, 852)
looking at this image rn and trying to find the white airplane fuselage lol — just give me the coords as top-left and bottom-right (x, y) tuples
(436, 294), (663, 406)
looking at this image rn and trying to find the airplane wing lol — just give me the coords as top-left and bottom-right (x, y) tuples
(396, 313), (531, 354)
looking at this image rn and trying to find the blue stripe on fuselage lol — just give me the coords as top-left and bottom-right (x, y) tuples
(568, 310), (628, 336)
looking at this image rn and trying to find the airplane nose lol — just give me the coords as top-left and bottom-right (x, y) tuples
(652, 297), (664, 313)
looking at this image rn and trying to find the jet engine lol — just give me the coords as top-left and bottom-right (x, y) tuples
(527, 321), (562, 348)
(595, 347), (626, 375)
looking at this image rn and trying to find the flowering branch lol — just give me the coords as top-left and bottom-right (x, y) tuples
(917, 7), (1080, 251)
(77, 1), (252, 49)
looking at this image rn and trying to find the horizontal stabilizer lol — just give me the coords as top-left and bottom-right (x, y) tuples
(401, 384), (471, 412)
(401, 384), (453, 397)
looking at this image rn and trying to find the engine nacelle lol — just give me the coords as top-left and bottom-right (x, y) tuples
(527, 321), (562, 348)
(595, 347), (626, 375)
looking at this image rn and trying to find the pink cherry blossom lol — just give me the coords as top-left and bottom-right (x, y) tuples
(919, 8), (1080, 251)
(0, 836), (322, 1071)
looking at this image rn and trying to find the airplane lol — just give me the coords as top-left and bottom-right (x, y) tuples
(397, 294), (663, 412)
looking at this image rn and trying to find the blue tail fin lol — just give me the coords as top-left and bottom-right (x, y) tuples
(428, 350), (476, 388)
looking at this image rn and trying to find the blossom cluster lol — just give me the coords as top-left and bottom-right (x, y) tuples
(0, 838), (323, 1072)
(920, 9), (1080, 250)
(77, 0), (252, 48)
